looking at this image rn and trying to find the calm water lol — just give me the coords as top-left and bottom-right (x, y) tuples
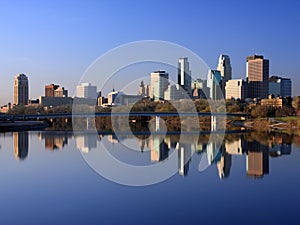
(0, 130), (299, 225)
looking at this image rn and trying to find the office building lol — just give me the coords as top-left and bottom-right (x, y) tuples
(207, 70), (223, 100)
(225, 79), (247, 100)
(246, 55), (269, 99)
(217, 55), (232, 95)
(14, 73), (29, 105)
(164, 84), (181, 101)
(150, 71), (169, 101)
(178, 57), (192, 97)
(45, 84), (68, 97)
(269, 76), (292, 97)
(76, 83), (97, 99)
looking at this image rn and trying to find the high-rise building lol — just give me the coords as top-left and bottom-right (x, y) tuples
(150, 71), (169, 101)
(207, 70), (223, 100)
(225, 79), (247, 100)
(269, 76), (292, 97)
(14, 73), (29, 105)
(45, 84), (68, 97)
(76, 83), (97, 99)
(178, 57), (192, 97)
(217, 55), (232, 95)
(246, 55), (269, 99)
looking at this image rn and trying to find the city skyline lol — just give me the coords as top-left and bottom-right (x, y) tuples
(0, 1), (299, 105)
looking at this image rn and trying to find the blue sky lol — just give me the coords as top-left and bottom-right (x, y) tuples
(0, 0), (299, 105)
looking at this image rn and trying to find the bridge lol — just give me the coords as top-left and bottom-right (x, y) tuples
(0, 112), (248, 120)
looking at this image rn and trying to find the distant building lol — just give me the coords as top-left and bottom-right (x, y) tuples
(14, 73), (29, 105)
(207, 70), (223, 100)
(151, 71), (169, 101)
(217, 54), (232, 96)
(76, 83), (97, 99)
(225, 79), (247, 100)
(269, 76), (292, 97)
(164, 84), (182, 101)
(246, 55), (269, 99)
(45, 84), (68, 97)
(178, 57), (192, 97)
(107, 91), (123, 105)
(260, 95), (288, 108)
(39, 96), (73, 107)
(138, 81), (150, 97)
(192, 79), (208, 99)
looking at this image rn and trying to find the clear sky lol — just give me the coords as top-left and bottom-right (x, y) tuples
(0, 0), (299, 105)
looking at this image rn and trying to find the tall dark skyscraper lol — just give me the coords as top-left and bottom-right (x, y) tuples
(178, 57), (192, 97)
(246, 55), (269, 99)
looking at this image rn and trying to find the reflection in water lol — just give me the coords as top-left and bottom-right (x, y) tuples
(245, 140), (269, 178)
(39, 132), (70, 150)
(75, 134), (97, 153)
(13, 132), (28, 160)
(5, 131), (293, 179)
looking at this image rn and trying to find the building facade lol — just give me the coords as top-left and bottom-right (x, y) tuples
(246, 55), (269, 99)
(45, 84), (68, 97)
(269, 76), (292, 97)
(207, 70), (223, 100)
(76, 83), (97, 99)
(151, 71), (169, 101)
(178, 57), (192, 97)
(225, 79), (247, 100)
(14, 73), (29, 105)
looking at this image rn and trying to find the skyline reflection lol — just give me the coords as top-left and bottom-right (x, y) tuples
(2, 131), (294, 180)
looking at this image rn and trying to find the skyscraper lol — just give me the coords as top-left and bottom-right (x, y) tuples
(150, 70), (169, 101)
(246, 55), (269, 99)
(178, 57), (192, 97)
(207, 70), (223, 100)
(14, 73), (29, 105)
(217, 54), (232, 95)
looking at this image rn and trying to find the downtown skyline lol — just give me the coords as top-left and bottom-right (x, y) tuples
(0, 0), (300, 105)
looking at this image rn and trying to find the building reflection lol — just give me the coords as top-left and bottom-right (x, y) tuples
(7, 131), (293, 179)
(150, 136), (169, 162)
(75, 134), (97, 153)
(244, 140), (269, 178)
(13, 132), (28, 160)
(177, 142), (192, 176)
(39, 132), (69, 150)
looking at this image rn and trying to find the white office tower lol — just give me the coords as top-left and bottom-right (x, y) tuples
(76, 83), (97, 99)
